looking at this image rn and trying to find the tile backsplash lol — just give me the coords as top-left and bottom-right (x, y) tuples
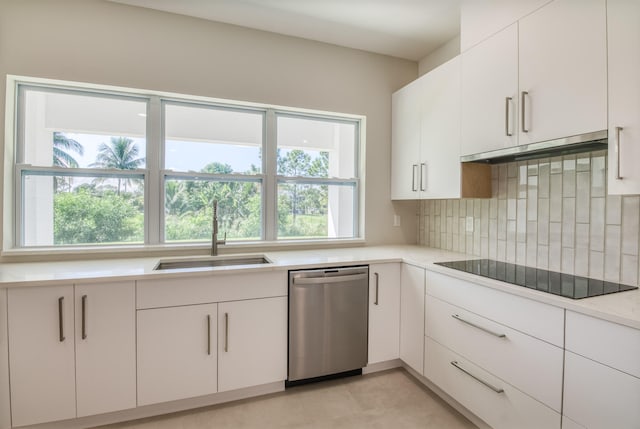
(418, 150), (640, 286)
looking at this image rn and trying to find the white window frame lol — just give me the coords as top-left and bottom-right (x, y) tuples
(4, 75), (365, 254)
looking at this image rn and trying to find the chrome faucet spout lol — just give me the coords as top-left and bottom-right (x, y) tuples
(211, 200), (226, 256)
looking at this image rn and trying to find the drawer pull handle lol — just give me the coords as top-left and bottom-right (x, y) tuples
(521, 91), (529, 133)
(224, 312), (229, 353)
(452, 314), (506, 338)
(616, 126), (623, 180)
(451, 361), (504, 394)
(505, 96), (513, 136)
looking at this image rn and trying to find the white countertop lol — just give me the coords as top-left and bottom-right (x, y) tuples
(0, 245), (638, 330)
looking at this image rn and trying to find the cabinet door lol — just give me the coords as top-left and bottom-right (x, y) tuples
(518, 0), (607, 144)
(607, 0), (640, 194)
(218, 297), (287, 392)
(368, 263), (401, 364)
(399, 264), (425, 374)
(564, 351), (640, 429)
(419, 56), (462, 199)
(391, 78), (421, 200)
(8, 286), (76, 427)
(461, 23), (518, 156)
(137, 303), (217, 405)
(460, 0), (551, 51)
(75, 282), (136, 417)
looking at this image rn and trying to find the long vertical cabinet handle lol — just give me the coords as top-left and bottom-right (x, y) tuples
(206, 315), (211, 355)
(224, 312), (229, 352)
(616, 126), (624, 180)
(521, 91), (529, 133)
(58, 297), (65, 342)
(420, 163), (426, 191)
(412, 164), (418, 191)
(374, 272), (379, 305)
(81, 295), (87, 340)
(505, 97), (513, 136)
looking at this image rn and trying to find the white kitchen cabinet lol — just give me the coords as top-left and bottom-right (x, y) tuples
(392, 57), (463, 200)
(460, 0), (551, 51)
(607, 0), (640, 194)
(368, 263), (401, 364)
(8, 282), (136, 426)
(426, 294), (563, 411)
(563, 351), (640, 429)
(518, 0), (607, 145)
(419, 56), (462, 199)
(461, 23), (518, 156)
(563, 311), (640, 428)
(8, 285), (76, 427)
(461, 0), (607, 156)
(137, 303), (218, 406)
(399, 263), (425, 374)
(218, 297), (287, 392)
(425, 337), (561, 429)
(391, 78), (422, 200)
(75, 281), (136, 417)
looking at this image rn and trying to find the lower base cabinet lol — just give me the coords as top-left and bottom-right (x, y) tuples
(137, 296), (287, 406)
(563, 351), (640, 429)
(8, 282), (136, 427)
(218, 297), (287, 392)
(399, 264), (425, 374)
(425, 337), (561, 429)
(137, 303), (218, 406)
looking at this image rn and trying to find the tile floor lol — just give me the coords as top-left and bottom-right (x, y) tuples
(95, 369), (477, 429)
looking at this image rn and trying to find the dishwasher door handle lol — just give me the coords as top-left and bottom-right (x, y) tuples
(292, 273), (369, 285)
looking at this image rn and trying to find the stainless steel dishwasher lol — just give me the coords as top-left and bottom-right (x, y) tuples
(288, 266), (369, 384)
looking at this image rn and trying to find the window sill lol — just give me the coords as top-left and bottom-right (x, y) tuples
(0, 238), (366, 262)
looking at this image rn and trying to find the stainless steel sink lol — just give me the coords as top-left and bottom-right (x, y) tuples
(154, 255), (271, 271)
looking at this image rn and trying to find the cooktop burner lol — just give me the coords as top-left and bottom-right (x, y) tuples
(435, 259), (638, 299)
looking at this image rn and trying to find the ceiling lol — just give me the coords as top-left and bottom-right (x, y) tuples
(107, 0), (461, 61)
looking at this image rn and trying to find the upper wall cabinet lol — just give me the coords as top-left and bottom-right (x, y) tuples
(391, 78), (422, 200)
(461, 23), (519, 156)
(392, 57), (491, 200)
(461, 0), (551, 51)
(518, 0), (607, 146)
(460, 0), (607, 156)
(607, 0), (640, 195)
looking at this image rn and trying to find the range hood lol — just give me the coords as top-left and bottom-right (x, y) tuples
(460, 130), (608, 164)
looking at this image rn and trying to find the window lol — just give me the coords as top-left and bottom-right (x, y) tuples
(10, 78), (363, 249)
(17, 86), (147, 246)
(276, 114), (358, 239)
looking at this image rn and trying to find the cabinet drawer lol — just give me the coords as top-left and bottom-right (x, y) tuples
(137, 271), (287, 309)
(426, 270), (564, 346)
(424, 337), (560, 429)
(566, 311), (640, 378)
(426, 295), (563, 411)
(564, 351), (640, 429)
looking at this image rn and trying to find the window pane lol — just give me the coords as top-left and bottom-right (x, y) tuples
(277, 182), (355, 239)
(164, 179), (262, 242)
(22, 173), (144, 246)
(277, 116), (356, 178)
(165, 103), (263, 174)
(22, 88), (146, 168)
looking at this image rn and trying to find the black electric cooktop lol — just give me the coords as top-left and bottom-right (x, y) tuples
(435, 259), (638, 299)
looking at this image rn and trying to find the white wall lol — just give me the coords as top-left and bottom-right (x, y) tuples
(0, 0), (420, 258)
(418, 36), (461, 76)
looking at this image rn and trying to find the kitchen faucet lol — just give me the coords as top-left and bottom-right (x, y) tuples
(211, 199), (226, 256)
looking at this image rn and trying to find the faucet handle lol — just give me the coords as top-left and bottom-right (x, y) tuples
(220, 232), (227, 244)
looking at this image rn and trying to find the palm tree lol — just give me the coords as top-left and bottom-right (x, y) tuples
(53, 132), (84, 191)
(91, 137), (145, 194)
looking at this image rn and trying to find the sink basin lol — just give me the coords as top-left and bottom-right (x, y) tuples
(154, 255), (271, 271)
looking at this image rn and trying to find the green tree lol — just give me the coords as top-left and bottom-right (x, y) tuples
(53, 132), (84, 191)
(91, 137), (145, 194)
(53, 188), (143, 244)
